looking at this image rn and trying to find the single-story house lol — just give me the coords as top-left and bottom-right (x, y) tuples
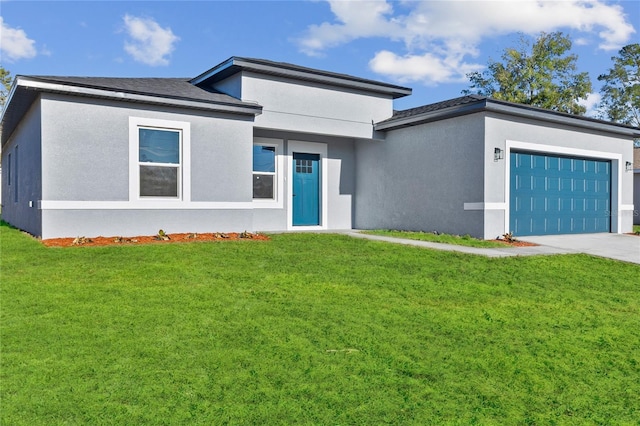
(1, 57), (638, 239)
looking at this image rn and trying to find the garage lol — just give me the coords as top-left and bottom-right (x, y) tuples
(510, 151), (611, 236)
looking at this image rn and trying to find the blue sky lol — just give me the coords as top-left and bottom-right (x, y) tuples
(1, 0), (638, 112)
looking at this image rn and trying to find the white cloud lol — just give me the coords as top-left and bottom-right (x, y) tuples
(0, 17), (37, 62)
(122, 15), (179, 66)
(369, 49), (484, 85)
(297, 0), (402, 56)
(297, 0), (637, 84)
(578, 92), (602, 118)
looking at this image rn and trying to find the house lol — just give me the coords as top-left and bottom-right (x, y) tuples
(1, 57), (638, 240)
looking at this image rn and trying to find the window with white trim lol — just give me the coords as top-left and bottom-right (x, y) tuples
(138, 128), (181, 198)
(253, 144), (276, 199)
(129, 117), (190, 201)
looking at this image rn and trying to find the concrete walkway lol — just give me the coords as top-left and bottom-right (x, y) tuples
(523, 233), (640, 265)
(348, 232), (640, 264)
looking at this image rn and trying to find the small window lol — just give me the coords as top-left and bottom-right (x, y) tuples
(13, 147), (18, 203)
(7, 153), (11, 186)
(138, 128), (180, 198)
(253, 145), (276, 199)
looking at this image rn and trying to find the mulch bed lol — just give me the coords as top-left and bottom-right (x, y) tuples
(42, 232), (270, 248)
(491, 239), (539, 247)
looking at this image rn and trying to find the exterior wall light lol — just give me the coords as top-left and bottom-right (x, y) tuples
(494, 148), (504, 162)
(625, 161), (633, 172)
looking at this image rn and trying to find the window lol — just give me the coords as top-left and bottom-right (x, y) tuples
(13, 147), (18, 203)
(129, 117), (190, 202)
(7, 153), (11, 186)
(253, 145), (276, 199)
(138, 128), (181, 198)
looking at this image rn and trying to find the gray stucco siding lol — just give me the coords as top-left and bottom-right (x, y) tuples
(633, 173), (639, 225)
(40, 94), (255, 203)
(41, 94), (131, 201)
(41, 209), (254, 240)
(241, 72), (393, 139)
(1, 100), (43, 236)
(355, 114), (485, 237)
(189, 114), (254, 202)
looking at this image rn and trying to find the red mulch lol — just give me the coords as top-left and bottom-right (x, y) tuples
(491, 239), (539, 247)
(42, 232), (270, 248)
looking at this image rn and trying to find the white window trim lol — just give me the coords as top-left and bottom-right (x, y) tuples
(287, 140), (328, 230)
(504, 140), (624, 234)
(129, 117), (191, 204)
(252, 137), (284, 209)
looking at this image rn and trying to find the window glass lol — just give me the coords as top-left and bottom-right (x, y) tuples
(138, 128), (180, 198)
(253, 174), (274, 199)
(253, 145), (275, 172)
(139, 129), (180, 164)
(140, 166), (178, 197)
(253, 145), (276, 199)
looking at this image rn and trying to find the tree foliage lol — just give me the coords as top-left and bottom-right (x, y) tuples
(597, 43), (640, 128)
(464, 32), (592, 115)
(1, 66), (13, 108)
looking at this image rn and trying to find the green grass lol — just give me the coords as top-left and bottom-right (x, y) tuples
(634, 225), (640, 234)
(2, 221), (639, 425)
(363, 229), (508, 248)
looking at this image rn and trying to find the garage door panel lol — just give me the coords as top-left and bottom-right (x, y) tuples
(510, 152), (610, 236)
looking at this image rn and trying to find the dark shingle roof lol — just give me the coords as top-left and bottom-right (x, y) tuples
(378, 95), (484, 124)
(376, 94), (640, 137)
(23, 76), (253, 107)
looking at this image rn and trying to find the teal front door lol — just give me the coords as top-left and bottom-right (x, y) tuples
(510, 151), (611, 236)
(293, 153), (320, 226)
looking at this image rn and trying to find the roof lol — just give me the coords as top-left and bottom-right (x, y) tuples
(1, 75), (262, 146)
(27, 76), (257, 106)
(375, 95), (640, 138)
(191, 56), (412, 99)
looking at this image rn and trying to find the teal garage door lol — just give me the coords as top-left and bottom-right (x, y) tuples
(510, 151), (611, 236)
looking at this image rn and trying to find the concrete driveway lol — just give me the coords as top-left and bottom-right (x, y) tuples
(522, 233), (640, 265)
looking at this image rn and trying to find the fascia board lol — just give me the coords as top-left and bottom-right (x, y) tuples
(190, 57), (236, 85)
(17, 77), (262, 116)
(0, 79), (20, 123)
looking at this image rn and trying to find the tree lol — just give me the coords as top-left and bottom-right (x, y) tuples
(597, 43), (640, 128)
(1, 66), (13, 108)
(463, 32), (592, 115)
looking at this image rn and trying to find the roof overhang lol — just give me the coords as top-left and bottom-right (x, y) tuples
(376, 97), (640, 138)
(191, 57), (412, 99)
(1, 76), (263, 146)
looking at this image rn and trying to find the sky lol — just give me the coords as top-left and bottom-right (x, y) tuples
(1, 0), (639, 113)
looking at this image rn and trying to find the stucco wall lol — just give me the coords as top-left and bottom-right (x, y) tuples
(239, 72), (393, 139)
(36, 93), (257, 238)
(355, 114), (486, 237)
(41, 93), (254, 203)
(634, 172), (640, 225)
(1, 99), (42, 236)
(485, 113), (635, 235)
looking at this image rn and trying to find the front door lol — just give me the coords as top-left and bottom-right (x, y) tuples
(293, 153), (320, 226)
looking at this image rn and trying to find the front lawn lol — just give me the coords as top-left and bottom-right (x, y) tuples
(1, 221), (639, 424)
